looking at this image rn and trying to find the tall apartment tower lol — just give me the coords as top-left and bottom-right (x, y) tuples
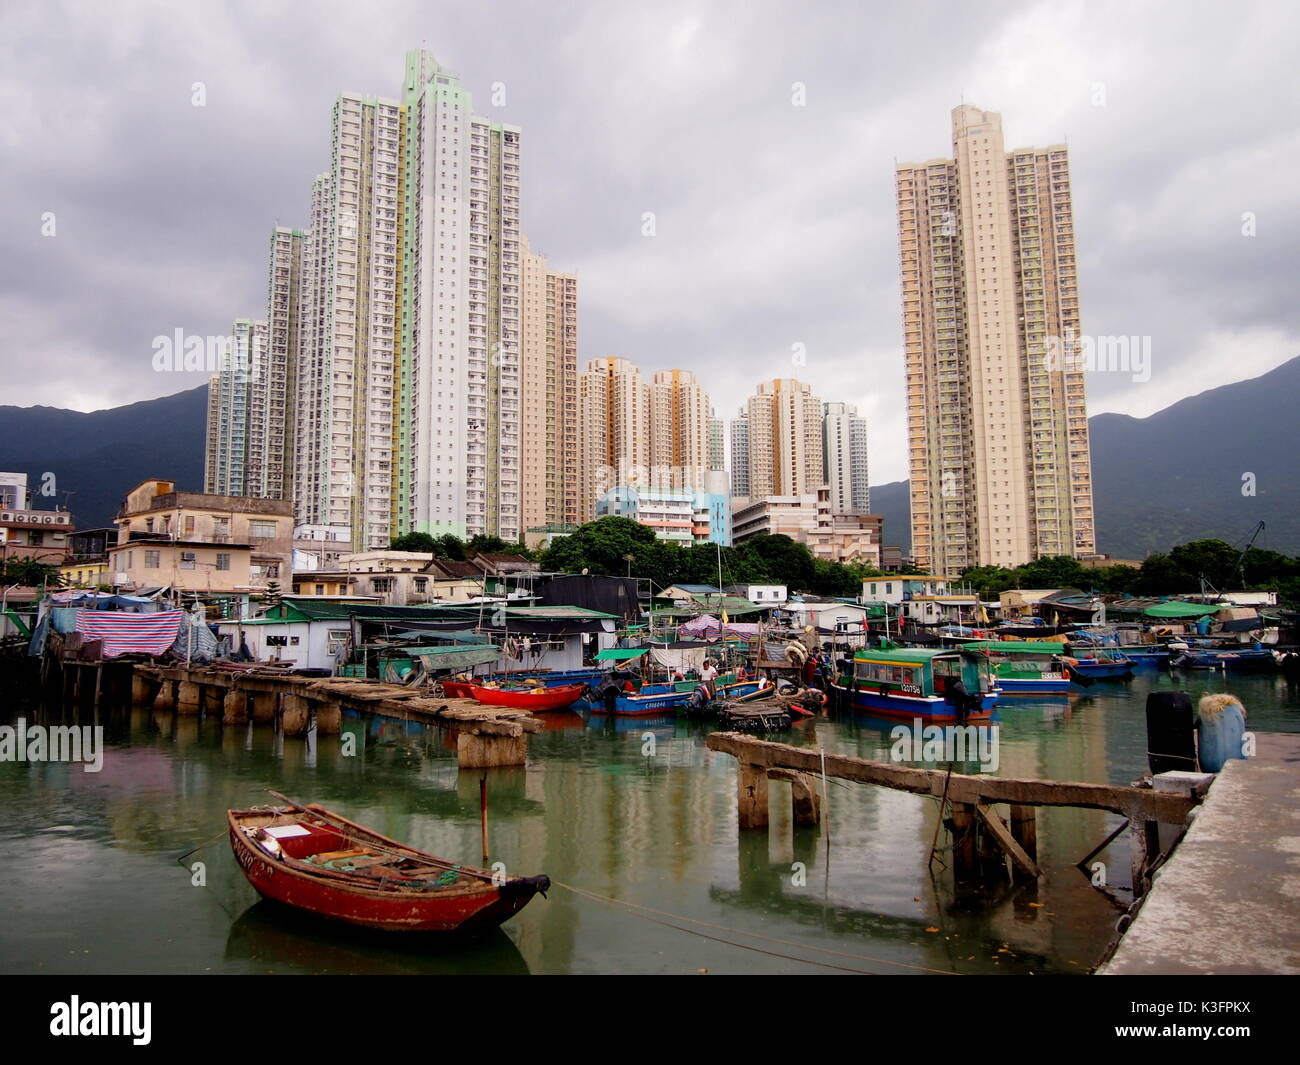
(577, 357), (651, 520)
(204, 319), (268, 497)
(521, 239), (579, 536)
(744, 378), (824, 500)
(649, 369), (712, 492)
(897, 104), (1095, 572)
(729, 409), (750, 499)
(257, 227), (302, 501)
(399, 49), (523, 543)
(291, 92), (402, 551)
(822, 401), (870, 514)
(707, 411), (726, 472)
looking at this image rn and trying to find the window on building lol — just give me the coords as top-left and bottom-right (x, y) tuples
(145, 550), (160, 569)
(249, 521), (276, 539)
(216, 554), (231, 571)
(180, 551), (196, 570)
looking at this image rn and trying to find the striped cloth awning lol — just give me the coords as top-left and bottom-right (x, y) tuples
(74, 610), (185, 657)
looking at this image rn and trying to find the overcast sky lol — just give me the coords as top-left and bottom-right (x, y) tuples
(2, 0), (1297, 483)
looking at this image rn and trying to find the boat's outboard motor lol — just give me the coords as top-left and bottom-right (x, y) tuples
(688, 683), (712, 711)
(945, 677), (978, 723)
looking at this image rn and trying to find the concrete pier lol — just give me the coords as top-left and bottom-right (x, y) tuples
(1100, 731), (1300, 975)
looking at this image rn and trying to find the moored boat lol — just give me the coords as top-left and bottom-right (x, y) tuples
(1172, 648), (1278, 672)
(956, 641), (1072, 696)
(584, 680), (692, 716)
(1065, 651), (1134, 680)
(467, 681), (588, 711)
(830, 648), (999, 721)
(228, 798), (549, 934)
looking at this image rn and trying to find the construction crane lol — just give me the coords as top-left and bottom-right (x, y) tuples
(1231, 520), (1266, 590)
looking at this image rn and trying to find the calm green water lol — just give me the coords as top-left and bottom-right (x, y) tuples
(1, 669), (1295, 975)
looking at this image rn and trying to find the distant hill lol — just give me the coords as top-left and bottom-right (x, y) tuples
(868, 480), (912, 554)
(870, 356), (1300, 559)
(0, 386), (208, 529)
(3, 358), (1297, 557)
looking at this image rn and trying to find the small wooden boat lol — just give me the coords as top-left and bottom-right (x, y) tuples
(587, 683), (692, 717)
(438, 679), (476, 699)
(228, 797), (549, 934)
(467, 682), (587, 711)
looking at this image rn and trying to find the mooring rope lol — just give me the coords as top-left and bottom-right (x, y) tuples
(552, 880), (959, 975)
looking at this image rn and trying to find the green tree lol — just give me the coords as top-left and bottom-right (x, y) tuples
(736, 534), (814, 590)
(1, 558), (63, 591)
(539, 517), (659, 578)
(466, 534), (512, 556)
(390, 532), (437, 552)
(1168, 539), (1239, 589)
(1016, 554), (1086, 589)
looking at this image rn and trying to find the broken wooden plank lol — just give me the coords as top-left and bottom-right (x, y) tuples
(705, 732), (1197, 825)
(974, 803), (1042, 878)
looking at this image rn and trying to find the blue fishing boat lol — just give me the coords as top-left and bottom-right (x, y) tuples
(1113, 647), (1171, 668)
(1065, 650), (1134, 680)
(580, 680), (693, 717)
(1172, 648), (1277, 672)
(829, 648), (999, 721)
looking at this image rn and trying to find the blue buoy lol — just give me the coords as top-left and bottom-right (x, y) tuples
(1196, 694), (1247, 772)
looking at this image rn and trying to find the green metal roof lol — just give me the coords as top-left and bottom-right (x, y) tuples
(853, 648), (964, 663)
(956, 641), (1066, 655)
(1143, 601), (1224, 619)
(504, 605), (618, 619)
(594, 648), (649, 661)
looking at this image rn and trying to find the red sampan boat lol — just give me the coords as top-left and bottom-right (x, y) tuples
(228, 799), (549, 934)
(467, 682), (587, 712)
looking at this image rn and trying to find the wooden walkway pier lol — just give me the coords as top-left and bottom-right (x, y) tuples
(705, 732), (1203, 897)
(131, 665), (543, 768)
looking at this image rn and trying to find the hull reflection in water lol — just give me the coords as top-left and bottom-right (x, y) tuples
(226, 900), (530, 975)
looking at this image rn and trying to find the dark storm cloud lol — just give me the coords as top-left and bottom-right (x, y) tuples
(1, 0), (1296, 482)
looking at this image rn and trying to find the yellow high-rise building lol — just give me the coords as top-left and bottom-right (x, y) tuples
(897, 104), (1095, 572)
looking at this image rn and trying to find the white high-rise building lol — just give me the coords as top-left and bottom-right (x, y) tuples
(292, 93), (401, 550)
(399, 50), (523, 542)
(822, 401), (870, 515)
(205, 318), (267, 498)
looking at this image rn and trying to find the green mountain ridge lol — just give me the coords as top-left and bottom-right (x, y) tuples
(1, 358), (1296, 559)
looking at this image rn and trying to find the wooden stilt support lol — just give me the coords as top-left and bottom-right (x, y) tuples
(176, 680), (201, 715)
(154, 678), (175, 711)
(250, 692), (276, 723)
(456, 731), (526, 769)
(975, 803), (1042, 878)
(768, 767), (821, 827)
(737, 761), (769, 829)
(281, 695), (310, 735)
(315, 702), (341, 735)
(222, 689), (248, 725)
(1008, 804), (1038, 881)
(950, 802), (977, 879)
